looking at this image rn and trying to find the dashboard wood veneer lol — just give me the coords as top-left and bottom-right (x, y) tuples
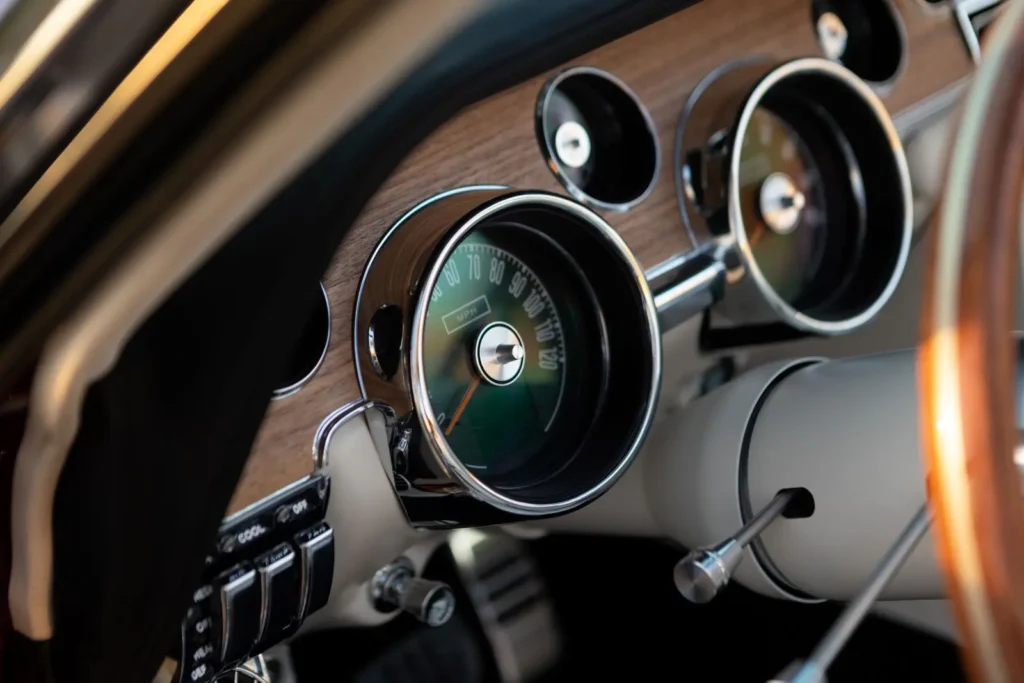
(227, 0), (973, 513)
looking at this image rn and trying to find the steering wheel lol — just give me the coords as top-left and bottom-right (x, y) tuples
(919, 0), (1024, 680)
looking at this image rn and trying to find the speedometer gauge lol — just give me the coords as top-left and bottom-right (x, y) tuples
(354, 189), (659, 526)
(422, 226), (602, 484)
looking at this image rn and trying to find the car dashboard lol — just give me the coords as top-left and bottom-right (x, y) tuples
(0, 0), (999, 681)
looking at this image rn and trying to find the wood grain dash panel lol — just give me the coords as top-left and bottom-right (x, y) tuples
(227, 0), (974, 513)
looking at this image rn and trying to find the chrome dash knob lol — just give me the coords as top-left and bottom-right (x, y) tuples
(673, 489), (799, 603)
(370, 557), (456, 627)
(674, 539), (744, 604)
(397, 578), (456, 627)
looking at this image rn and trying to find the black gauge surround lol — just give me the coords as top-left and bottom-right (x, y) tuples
(354, 188), (660, 525)
(675, 57), (912, 335)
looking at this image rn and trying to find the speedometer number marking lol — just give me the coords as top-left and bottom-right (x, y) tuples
(522, 290), (545, 318)
(466, 253), (481, 280)
(509, 271), (527, 298)
(488, 258), (505, 284)
(443, 261), (461, 286)
(538, 348), (561, 371)
(535, 318), (557, 342)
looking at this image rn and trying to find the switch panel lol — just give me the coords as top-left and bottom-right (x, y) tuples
(172, 474), (332, 683)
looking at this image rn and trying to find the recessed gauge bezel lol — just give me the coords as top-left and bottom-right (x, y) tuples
(354, 188), (661, 525)
(270, 281), (331, 400)
(536, 67), (660, 212)
(811, 0), (908, 88)
(675, 57), (912, 336)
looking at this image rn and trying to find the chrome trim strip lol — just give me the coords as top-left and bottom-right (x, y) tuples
(955, 0), (1004, 63)
(313, 400), (397, 470)
(652, 257), (725, 332)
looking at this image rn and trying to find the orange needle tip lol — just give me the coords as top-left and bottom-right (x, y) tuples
(445, 376), (481, 435)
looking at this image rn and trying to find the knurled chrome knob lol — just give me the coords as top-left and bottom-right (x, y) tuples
(370, 557), (456, 627)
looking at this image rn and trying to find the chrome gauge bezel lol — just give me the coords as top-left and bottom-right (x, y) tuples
(675, 57), (913, 336)
(728, 59), (912, 335)
(354, 188), (661, 524)
(410, 192), (660, 516)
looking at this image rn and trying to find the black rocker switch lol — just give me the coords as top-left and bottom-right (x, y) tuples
(213, 563), (260, 665)
(254, 543), (300, 648)
(295, 522), (334, 618)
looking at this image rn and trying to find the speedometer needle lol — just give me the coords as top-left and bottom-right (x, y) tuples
(445, 376), (481, 435)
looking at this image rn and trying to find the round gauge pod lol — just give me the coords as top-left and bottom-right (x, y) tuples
(676, 58), (912, 335)
(271, 281), (330, 399)
(537, 67), (659, 211)
(355, 188), (660, 524)
(812, 0), (907, 86)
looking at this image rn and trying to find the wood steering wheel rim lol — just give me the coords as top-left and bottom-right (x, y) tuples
(919, 1), (1024, 680)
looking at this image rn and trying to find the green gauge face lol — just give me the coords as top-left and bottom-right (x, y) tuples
(421, 224), (602, 485)
(739, 107), (829, 304)
(737, 104), (863, 312)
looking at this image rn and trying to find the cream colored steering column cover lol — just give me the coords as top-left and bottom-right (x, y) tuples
(643, 350), (943, 602)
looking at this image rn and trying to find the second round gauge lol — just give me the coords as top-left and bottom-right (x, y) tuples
(421, 224), (604, 485)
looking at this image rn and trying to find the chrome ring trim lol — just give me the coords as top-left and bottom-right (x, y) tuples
(353, 185), (508, 398)
(271, 280), (331, 400)
(832, 0), (909, 94)
(728, 58), (913, 335)
(673, 56), (764, 248)
(408, 191), (662, 516)
(738, 357), (827, 605)
(313, 399), (397, 470)
(536, 66), (660, 213)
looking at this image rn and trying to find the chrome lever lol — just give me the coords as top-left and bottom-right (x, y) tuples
(648, 250), (726, 332)
(673, 489), (797, 603)
(770, 504), (932, 683)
